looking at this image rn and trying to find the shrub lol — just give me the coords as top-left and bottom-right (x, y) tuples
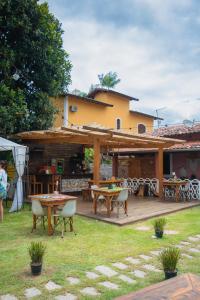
(28, 242), (46, 264)
(153, 217), (167, 232)
(159, 247), (181, 272)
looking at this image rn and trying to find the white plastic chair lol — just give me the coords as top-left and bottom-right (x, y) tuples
(31, 200), (47, 232)
(53, 200), (76, 237)
(111, 189), (128, 218)
(91, 184), (105, 211)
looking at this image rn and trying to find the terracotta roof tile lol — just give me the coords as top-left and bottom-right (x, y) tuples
(154, 123), (200, 137)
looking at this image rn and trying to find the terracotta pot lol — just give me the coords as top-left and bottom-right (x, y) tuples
(31, 263), (42, 276)
(164, 269), (177, 280)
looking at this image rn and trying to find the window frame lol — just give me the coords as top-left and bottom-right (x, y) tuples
(116, 118), (122, 130)
(137, 123), (146, 134)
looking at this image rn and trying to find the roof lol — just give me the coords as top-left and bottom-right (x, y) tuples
(130, 110), (163, 120)
(60, 93), (113, 107)
(112, 141), (200, 154)
(87, 88), (139, 101)
(16, 125), (184, 149)
(154, 123), (200, 137)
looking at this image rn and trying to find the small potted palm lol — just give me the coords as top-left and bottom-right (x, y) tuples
(28, 241), (46, 276)
(159, 247), (181, 279)
(153, 217), (166, 238)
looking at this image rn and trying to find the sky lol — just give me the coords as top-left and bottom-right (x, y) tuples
(45, 0), (200, 126)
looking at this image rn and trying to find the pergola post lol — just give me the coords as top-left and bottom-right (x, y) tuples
(156, 147), (164, 198)
(112, 155), (118, 177)
(93, 138), (101, 184)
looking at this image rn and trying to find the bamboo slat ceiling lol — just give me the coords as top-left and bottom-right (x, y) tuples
(16, 125), (185, 149)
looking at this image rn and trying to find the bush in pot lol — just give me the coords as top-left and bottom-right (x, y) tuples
(159, 247), (181, 279)
(153, 217), (166, 238)
(28, 241), (46, 276)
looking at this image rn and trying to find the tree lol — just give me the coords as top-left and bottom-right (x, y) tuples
(98, 72), (121, 89)
(0, 0), (72, 136)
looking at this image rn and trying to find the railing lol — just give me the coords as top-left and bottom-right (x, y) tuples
(122, 178), (200, 200)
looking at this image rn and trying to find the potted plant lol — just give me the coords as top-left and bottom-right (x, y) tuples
(159, 247), (181, 279)
(28, 241), (46, 276)
(153, 217), (166, 238)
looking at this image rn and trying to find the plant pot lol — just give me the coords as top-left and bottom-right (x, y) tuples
(164, 269), (177, 280)
(31, 263), (42, 276)
(155, 230), (163, 238)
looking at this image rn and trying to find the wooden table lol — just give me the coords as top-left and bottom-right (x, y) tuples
(92, 187), (127, 217)
(115, 273), (200, 300)
(163, 180), (188, 202)
(29, 193), (77, 236)
(88, 179), (124, 187)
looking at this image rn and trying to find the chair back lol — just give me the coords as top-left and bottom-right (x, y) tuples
(29, 175), (36, 183)
(31, 200), (44, 216)
(116, 189), (129, 202)
(91, 185), (98, 199)
(61, 200), (76, 217)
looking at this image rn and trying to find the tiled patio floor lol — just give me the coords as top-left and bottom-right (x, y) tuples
(77, 196), (200, 225)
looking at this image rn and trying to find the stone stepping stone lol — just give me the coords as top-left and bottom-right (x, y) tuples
(176, 245), (184, 249)
(142, 264), (161, 272)
(139, 254), (152, 261)
(135, 226), (150, 231)
(55, 293), (77, 300)
(182, 253), (193, 259)
(132, 270), (146, 278)
(80, 287), (100, 296)
(24, 287), (42, 298)
(188, 248), (200, 253)
(180, 241), (191, 246)
(188, 237), (199, 242)
(45, 281), (62, 291)
(195, 234), (200, 238)
(86, 271), (99, 279)
(95, 265), (118, 277)
(165, 230), (179, 235)
(0, 295), (18, 300)
(150, 250), (161, 256)
(66, 277), (80, 285)
(99, 281), (119, 290)
(112, 262), (128, 270)
(118, 274), (136, 284)
(125, 257), (141, 264)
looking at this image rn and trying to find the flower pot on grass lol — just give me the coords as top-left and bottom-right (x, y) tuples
(153, 217), (166, 238)
(159, 247), (180, 280)
(28, 242), (46, 276)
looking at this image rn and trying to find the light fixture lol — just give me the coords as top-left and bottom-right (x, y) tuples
(12, 72), (20, 81)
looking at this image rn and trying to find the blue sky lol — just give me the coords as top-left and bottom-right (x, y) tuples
(46, 0), (200, 126)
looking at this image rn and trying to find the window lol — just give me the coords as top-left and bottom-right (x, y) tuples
(116, 118), (121, 130)
(138, 123), (146, 134)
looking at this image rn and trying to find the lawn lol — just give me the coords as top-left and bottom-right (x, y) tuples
(1, 205), (200, 299)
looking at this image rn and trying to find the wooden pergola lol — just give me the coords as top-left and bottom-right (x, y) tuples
(17, 125), (184, 197)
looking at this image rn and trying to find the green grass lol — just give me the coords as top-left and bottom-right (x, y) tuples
(1, 205), (200, 299)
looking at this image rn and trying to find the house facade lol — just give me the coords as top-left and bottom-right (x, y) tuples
(51, 88), (160, 134)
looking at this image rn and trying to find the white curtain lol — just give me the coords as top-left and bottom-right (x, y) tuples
(9, 146), (27, 212)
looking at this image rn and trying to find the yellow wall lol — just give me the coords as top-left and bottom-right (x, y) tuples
(51, 92), (154, 133)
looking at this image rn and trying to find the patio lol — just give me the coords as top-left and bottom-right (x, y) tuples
(77, 195), (200, 225)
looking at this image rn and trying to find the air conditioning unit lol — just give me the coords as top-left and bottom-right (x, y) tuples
(70, 105), (78, 112)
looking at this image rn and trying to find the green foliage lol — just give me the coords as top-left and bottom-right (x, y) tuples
(98, 71), (121, 89)
(85, 148), (94, 166)
(0, 0), (72, 136)
(159, 247), (181, 272)
(71, 89), (87, 97)
(28, 241), (46, 264)
(153, 217), (167, 232)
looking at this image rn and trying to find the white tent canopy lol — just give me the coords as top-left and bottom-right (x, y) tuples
(0, 137), (27, 212)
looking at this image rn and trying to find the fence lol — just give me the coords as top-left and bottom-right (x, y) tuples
(122, 178), (200, 200)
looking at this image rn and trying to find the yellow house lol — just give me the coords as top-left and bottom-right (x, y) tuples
(51, 88), (161, 133)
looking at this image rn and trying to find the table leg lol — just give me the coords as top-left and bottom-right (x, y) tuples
(175, 186), (179, 202)
(33, 214), (36, 229)
(47, 206), (53, 236)
(53, 207), (58, 225)
(93, 193), (97, 214)
(125, 200), (128, 215)
(106, 196), (111, 217)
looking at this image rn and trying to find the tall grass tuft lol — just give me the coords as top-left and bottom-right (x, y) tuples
(28, 242), (46, 264)
(159, 247), (181, 272)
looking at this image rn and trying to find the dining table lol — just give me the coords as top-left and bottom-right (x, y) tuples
(88, 179), (124, 187)
(92, 187), (127, 217)
(29, 193), (77, 236)
(163, 180), (188, 202)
